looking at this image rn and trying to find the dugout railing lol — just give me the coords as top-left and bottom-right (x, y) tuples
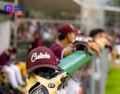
(59, 48), (110, 94)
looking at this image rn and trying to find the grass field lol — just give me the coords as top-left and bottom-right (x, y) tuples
(105, 68), (120, 94)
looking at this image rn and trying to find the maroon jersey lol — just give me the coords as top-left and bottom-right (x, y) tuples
(0, 52), (10, 67)
(50, 42), (64, 59)
(32, 37), (44, 48)
(28, 37), (45, 53)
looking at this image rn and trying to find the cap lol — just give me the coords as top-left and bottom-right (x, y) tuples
(26, 47), (60, 74)
(58, 24), (78, 36)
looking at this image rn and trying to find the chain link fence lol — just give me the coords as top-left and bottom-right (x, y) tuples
(71, 48), (110, 94)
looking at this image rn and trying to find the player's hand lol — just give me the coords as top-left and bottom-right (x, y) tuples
(95, 38), (111, 48)
(88, 42), (101, 56)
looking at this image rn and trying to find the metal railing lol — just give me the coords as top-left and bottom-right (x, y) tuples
(90, 49), (110, 94)
(59, 48), (110, 94)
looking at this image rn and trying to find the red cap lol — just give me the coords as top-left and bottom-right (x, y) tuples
(58, 24), (78, 36)
(26, 47), (60, 74)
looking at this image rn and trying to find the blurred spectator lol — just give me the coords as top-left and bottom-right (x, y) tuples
(18, 23), (31, 39)
(28, 31), (45, 53)
(39, 23), (57, 47)
(0, 47), (25, 89)
(115, 33), (120, 45)
(114, 32), (120, 64)
(90, 28), (106, 39)
(47, 23), (58, 40)
(90, 28), (111, 48)
(42, 24), (55, 41)
(39, 23), (46, 36)
(9, 55), (27, 78)
(29, 22), (37, 37)
(17, 22), (57, 43)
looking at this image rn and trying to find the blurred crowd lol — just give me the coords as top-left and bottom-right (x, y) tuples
(16, 22), (58, 45)
(1, 21), (120, 94)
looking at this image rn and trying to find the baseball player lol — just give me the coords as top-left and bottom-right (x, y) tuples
(50, 23), (100, 60)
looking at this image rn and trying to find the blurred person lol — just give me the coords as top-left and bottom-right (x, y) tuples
(39, 23), (46, 37)
(89, 28), (111, 48)
(89, 28), (113, 93)
(89, 28), (113, 64)
(29, 22), (37, 37)
(36, 22), (41, 32)
(38, 23), (55, 47)
(28, 31), (45, 53)
(89, 28), (106, 39)
(18, 23), (30, 39)
(10, 55), (27, 78)
(42, 24), (54, 43)
(50, 23), (77, 59)
(114, 32), (120, 64)
(0, 47), (25, 88)
(47, 23), (58, 40)
(89, 28), (113, 66)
